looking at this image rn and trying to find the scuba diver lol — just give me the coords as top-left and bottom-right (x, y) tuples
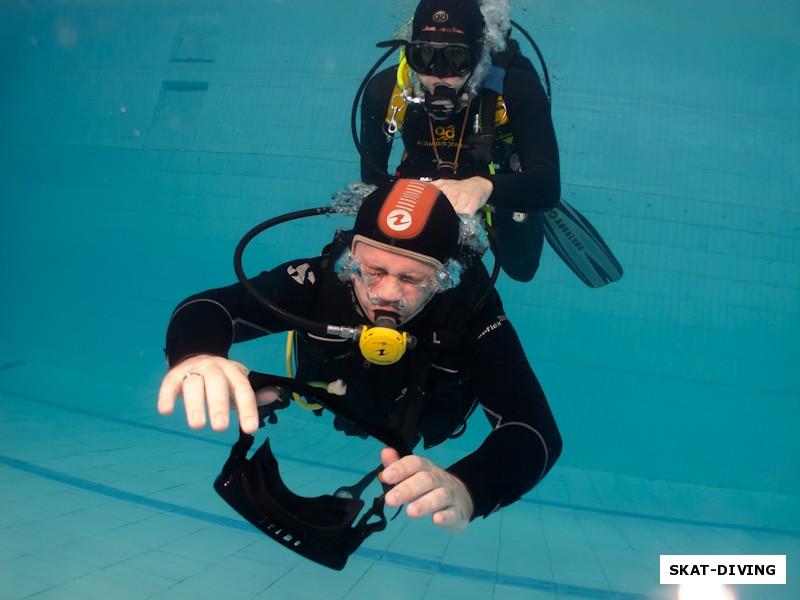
(158, 179), (562, 569)
(358, 0), (623, 286)
(359, 0), (560, 282)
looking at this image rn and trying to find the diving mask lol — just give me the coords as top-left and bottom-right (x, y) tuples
(335, 247), (461, 303)
(405, 41), (475, 78)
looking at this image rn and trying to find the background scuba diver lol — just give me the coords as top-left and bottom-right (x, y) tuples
(359, 0), (561, 282)
(158, 179), (562, 536)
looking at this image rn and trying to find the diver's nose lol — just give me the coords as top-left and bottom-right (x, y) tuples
(373, 276), (404, 303)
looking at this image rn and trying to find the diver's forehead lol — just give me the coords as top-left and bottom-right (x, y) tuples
(353, 241), (435, 275)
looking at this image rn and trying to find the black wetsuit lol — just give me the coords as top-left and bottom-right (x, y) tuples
(360, 64), (561, 281)
(165, 252), (562, 519)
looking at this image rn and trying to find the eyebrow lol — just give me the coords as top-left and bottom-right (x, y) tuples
(359, 258), (430, 279)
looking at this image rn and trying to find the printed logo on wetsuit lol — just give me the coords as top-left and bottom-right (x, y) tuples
(287, 263), (315, 285)
(477, 314), (508, 339)
(378, 179), (441, 239)
(432, 10), (449, 24)
(433, 125), (456, 143)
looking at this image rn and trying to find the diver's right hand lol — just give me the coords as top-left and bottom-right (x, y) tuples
(157, 354), (260, 434)
(429, 177), (493, 216)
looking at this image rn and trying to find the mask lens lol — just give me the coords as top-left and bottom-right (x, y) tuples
(353, 264), (383, 288)
(442, 46), (473, 75)
(406, 42), (437, 73)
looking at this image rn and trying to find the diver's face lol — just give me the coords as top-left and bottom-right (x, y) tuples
(350, 242), (438, 324)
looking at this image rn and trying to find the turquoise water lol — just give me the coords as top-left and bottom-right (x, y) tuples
(0, 1), (798, 598)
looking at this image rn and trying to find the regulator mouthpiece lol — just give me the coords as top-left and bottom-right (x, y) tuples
(425, 84), (461, 120)
(374, 311), (400, 329)
(358, 311), (416, 365)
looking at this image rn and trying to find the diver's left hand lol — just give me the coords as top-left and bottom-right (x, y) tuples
(380, 447), (474, 533)
(429, 176), (493, 216)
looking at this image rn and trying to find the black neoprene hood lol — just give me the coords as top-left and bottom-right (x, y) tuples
(351, 179), (461, 266)
(412, 0), (485, 46)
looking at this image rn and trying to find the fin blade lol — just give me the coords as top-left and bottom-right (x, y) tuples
(543, 198), (623, 288)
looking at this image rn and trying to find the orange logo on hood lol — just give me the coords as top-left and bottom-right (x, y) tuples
(378, 180), (440, 240)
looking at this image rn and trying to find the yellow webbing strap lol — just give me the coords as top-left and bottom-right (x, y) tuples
(385, 56), (411, 135)
(284, 330), (323, 411)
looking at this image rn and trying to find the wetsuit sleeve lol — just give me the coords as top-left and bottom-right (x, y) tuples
(485, 66), (561, 213)
(164, 257), (324, 367)
(360, 67), (398, 185)
(446, 299), (562, 518)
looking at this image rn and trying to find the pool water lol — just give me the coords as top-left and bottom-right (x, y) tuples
(0, 1), (797, 599)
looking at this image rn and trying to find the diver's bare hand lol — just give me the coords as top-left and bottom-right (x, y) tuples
(157, 354), (259, 433)
(429, 176), (492, 216)
(380, 447), (474, 533)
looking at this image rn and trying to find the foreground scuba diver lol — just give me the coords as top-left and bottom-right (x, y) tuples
(158, 179), (562, 569)
(359, 0), (560, 282)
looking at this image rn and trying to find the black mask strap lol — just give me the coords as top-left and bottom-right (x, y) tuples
(214, 373), (413, 569)
(216, 437), (375, 569)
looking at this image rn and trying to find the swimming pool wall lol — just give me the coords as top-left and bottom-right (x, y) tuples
(0, 0), (797, 500)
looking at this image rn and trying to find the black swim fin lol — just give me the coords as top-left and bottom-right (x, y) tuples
(542, 198), (623, 287)
(488, 209), (545, 282)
